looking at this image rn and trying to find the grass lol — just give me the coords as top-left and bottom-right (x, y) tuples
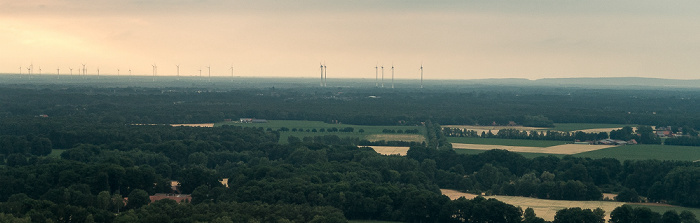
(573, 144), (700, 161)
(550, 123), (631, 132)
(48, 149), (65, 158)
(217, 120), (426, 144)
(628, 204), (700, 218)
(447, 137), (569, 147)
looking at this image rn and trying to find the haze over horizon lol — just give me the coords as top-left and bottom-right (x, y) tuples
(2, 0), (700, 80)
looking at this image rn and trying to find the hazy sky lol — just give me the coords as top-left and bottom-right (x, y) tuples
(2, 0), (700, 80)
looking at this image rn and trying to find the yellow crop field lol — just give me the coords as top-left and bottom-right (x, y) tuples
(451, 143), (616, 155)
(367, 146), (410, 156)
(441, 189), (624, 221)
(171, 123), (215, 127)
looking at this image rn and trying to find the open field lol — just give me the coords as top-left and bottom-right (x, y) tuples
(628, 204), (700, 218)
(217, 120), (426, 144)
(452, 143), (616, 155)
(367, 146), (410, 156)
(171, 123), (214, 127)
(550, 123), (630, 132)
(574, 144), (700, 161)
(453, 144), (700, 161)
(448, 137), (568, 147)
(49, 149), (65, 157)
(444, 123), (632, 135)
(442, 125), (545, 135)
(441, 189), (624, 221)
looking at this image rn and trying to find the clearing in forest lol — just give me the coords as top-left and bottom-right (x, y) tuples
(440, 189), (624, 221)
(451, 143), (616, 155)
(367, 146), (410, 156)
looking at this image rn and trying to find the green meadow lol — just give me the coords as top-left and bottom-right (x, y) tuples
(217, 120), (426, 144)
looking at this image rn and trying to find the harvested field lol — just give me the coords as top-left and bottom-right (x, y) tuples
(365, 134), (425, 143)
(443, 125), (546, 135)
(440, 189), (624, 221)
(368, 146), (410, 156)
(576, 127), (634, 133)
(171, 123), (214, 127)
(603, 193), (617, 200)
(452, 143), (616, 155)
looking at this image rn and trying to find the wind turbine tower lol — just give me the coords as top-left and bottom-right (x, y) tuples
(320, 63), (324, 86)
(375, 64), (378, 87)
(176, 65), (180, 81)
(152, 64), (157, 82)
(391, 63), (395, 89)
(38, 67), (42, 75)
(82, 64), (86, 79)
(381, 65), (384, 88)
(199, 67), (202, 81)
(97, 67), (100, 79)
(69, 68), (73, 79)
(207, 66), (211, 82)
(27, 67), (31, 80)
(420, 63), (424, 89)
(19, 66), (21, 78)
(57, 68), (60, 79)
(230, 65), (234, 82)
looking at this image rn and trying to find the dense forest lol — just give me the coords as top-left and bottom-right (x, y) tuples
(1, 83), (700, 222)
(2, 84), (700, 129)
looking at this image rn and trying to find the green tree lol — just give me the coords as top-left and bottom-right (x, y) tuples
(125, 189), (150, 210)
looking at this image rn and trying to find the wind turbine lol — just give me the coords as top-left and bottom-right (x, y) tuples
(375, 64), (378, 87)
(152, 64), (157, 82)
(176, 65), (180, 81)
(391, 63), (394, 89)
(381, 65), (384, 88)
(27, 67), (31, 80)
(57, 68), (60, 79)
(69, 67), (73, 79)
(207, 65), (211, 82)
(97, 67), (100, 79)
(38, 67), (42, 75)
(230, 65), (234, 82)
(420, 63), (423, 89)
(323, 63), (327, 87)
(129, 68), (132, 81)
(320, 62), (324, 87)
(18, 66), (21, 78)
(199, 67), (202, 81)
(81, 64), (86, 79)
(117, 68), (120, 76)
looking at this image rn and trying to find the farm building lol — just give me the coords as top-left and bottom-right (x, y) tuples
(240, 118), (267, 123)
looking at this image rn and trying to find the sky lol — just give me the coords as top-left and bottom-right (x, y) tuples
(2, 0), (700, 80)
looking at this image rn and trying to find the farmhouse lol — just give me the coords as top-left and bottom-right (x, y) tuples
(239, 118), (268, 123)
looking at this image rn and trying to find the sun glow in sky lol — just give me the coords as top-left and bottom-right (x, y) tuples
(2, 0), (700, 79)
